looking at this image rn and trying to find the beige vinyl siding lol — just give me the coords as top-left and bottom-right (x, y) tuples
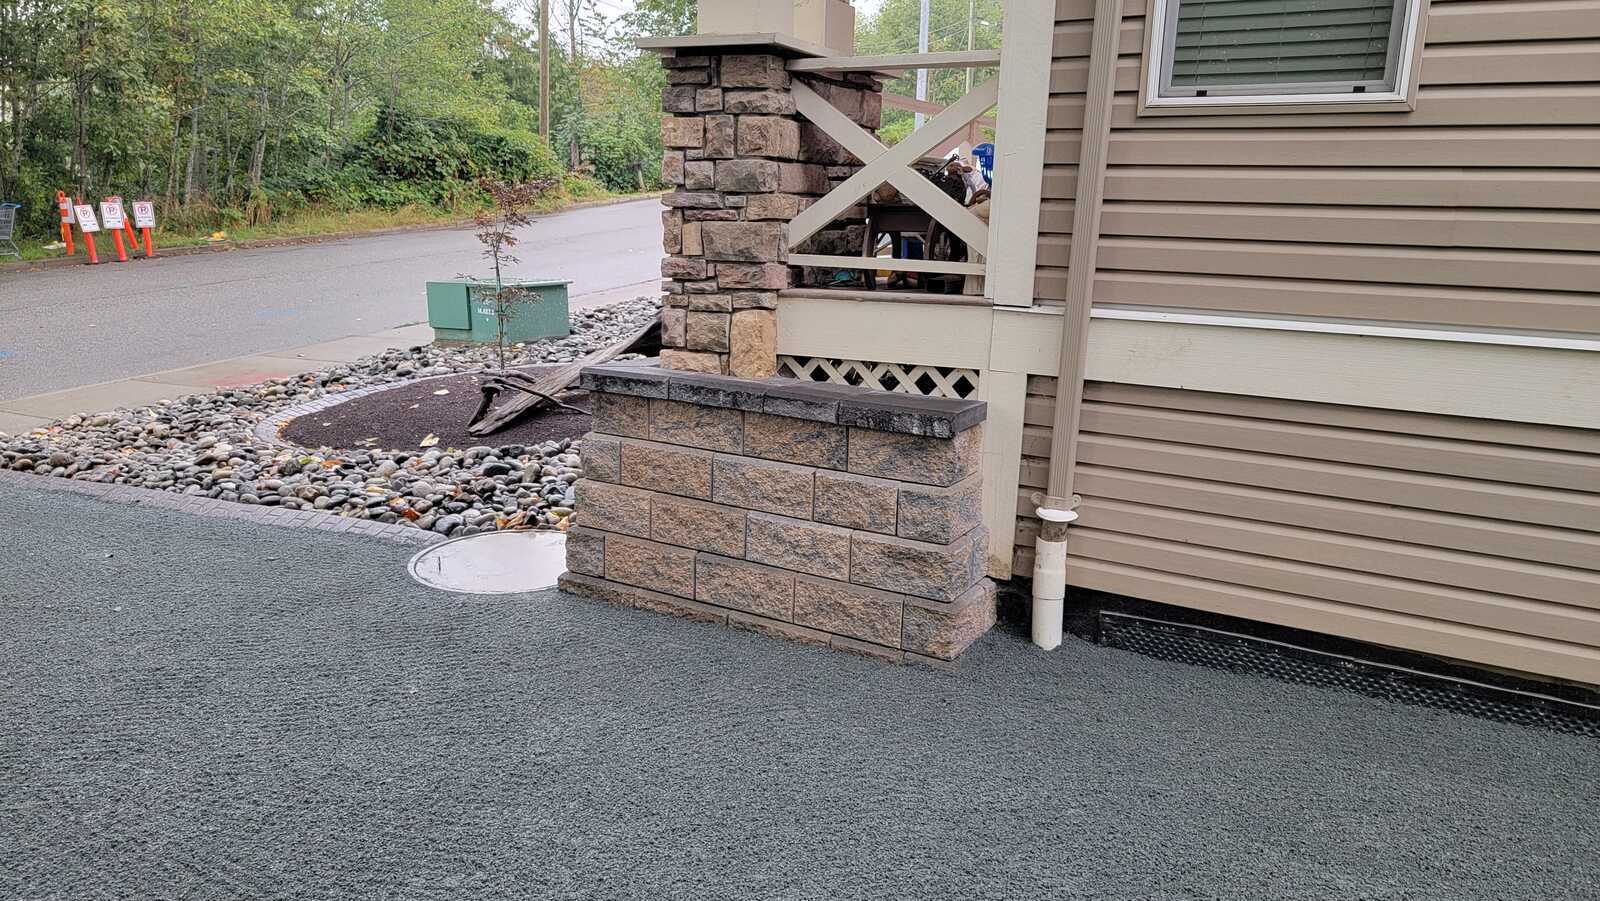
(1034, 0), (1600, 332)
(1016, 381), (1600, 684)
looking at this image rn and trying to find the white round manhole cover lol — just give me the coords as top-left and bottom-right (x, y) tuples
(408, 530), (568, 595)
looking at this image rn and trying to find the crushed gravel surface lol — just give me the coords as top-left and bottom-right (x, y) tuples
(1, 478), (1596, 901)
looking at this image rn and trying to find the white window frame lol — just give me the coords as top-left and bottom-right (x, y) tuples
(1138, 0), (1430, 115)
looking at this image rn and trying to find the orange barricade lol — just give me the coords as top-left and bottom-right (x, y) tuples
(57, 191), (75, 256)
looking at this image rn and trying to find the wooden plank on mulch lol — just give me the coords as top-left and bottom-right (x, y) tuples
(466, 318), (660, 437)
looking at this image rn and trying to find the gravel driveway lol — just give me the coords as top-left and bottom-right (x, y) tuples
(2, 478), (1595, 901)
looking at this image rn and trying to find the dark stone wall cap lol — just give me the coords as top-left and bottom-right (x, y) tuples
(581, 362), (986, 437)
(837, 392), (986, 439)
(667, 371), (769, 411)
(579, 361), (670, 399)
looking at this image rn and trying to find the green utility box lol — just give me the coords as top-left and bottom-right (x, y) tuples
(426, 279), (572, 344)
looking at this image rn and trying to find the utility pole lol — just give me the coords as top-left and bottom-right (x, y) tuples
(567, 0), (581, 169)
(965, 0), (977, 93)
(539, 0), (551, 142)
(915, 0), (930, 129)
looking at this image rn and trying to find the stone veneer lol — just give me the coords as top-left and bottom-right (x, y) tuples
(559, 362), (996, 665)
(657, 50), (884, 377)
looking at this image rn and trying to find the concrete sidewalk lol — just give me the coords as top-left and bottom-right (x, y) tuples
(0, 279), (654, 436)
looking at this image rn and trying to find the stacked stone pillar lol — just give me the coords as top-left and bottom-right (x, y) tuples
(657, 50), (883, 375)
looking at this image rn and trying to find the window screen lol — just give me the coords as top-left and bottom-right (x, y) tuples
(1162, 0), (1407, 96)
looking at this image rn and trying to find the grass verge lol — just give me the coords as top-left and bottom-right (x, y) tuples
(8, 177), (652, 263)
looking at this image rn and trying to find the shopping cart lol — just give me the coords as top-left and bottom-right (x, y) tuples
(0, 203), (19, 260)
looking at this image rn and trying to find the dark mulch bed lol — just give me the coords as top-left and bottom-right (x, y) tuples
(280, 369), (594, 452)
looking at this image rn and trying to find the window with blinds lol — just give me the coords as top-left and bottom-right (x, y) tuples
(1158, 0), (1410, 97)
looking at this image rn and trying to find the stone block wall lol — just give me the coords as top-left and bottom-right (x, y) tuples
(658, 50), (884, 375)
(560, 363), (996, 665)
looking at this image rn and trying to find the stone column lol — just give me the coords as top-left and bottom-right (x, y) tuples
(657, 51), (883, 378)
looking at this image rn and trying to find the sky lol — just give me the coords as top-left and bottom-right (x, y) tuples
(574, 0), (890, 22)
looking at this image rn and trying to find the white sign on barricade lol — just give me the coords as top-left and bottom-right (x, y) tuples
(100, 200), (127, 231)
(74, 205), (100, 232)
(131, 201), (156, 229)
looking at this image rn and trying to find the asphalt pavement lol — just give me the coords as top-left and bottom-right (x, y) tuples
(2, 475), (1595, 901)
(0, 198), (663, 402)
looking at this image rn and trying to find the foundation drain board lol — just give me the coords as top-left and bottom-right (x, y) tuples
(1099, 612), (1600, 738)
(409, 530), (567, 595)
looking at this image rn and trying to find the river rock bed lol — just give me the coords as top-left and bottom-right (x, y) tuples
(0, 297), (660, 538)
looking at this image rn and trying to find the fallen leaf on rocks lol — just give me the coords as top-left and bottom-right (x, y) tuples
(419, 434), (439, 447)
(433, 389), (450, 396)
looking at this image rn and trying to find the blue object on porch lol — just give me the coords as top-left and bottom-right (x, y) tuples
(973, 143), (995, 185)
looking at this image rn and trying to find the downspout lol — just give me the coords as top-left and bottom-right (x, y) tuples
(1030, 0), (1124, 650)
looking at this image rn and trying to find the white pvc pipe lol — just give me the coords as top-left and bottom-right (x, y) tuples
(1031, 507), (1079, 650)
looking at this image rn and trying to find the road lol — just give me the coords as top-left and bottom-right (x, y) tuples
(0, 197), (663, 402)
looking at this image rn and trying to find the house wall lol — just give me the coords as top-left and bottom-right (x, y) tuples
(1016, 0), (1600, 684)
(1038, 0), (1600, 332)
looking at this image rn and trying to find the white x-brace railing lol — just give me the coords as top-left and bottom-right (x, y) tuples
(785, 52), (999, 281)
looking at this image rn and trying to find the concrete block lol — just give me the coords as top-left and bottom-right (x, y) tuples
(901, 579), (998, 660)
(566, 526), (606, 577)
(794, 575), (904, 648)
(813, 470), (897, 534)
(847, 425), (982, 487)
(620, 438), (713, 500)
(742, 411), (846, 470)
(653, 496), (747, 557)
(712, 455), (814, 519)
(850, 527), (987, 602)
(648, 398), (743, 452)
(578, 432), (622, 483)
(603, 533), (696, 598)
(591, 393), (649, 439)
(574, 479), (652, 538)
(696, 553), (795, 620)
(746, 511), (850, 580)
(897, 474), (983, 544)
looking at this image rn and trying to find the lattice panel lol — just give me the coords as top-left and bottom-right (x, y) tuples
(778, 356), (980, 399)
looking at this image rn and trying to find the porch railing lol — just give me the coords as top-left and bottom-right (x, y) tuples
(784, 51), (1000, 286)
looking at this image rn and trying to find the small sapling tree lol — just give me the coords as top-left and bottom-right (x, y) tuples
(473, 177), (556, 371)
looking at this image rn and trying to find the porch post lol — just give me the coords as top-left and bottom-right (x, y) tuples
(985, 0), (1056, 308)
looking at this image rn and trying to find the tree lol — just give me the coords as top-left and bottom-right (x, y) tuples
(472, 177), (556, 371)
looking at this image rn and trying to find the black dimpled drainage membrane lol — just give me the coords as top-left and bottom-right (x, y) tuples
(1099, 612), (1600, 738)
